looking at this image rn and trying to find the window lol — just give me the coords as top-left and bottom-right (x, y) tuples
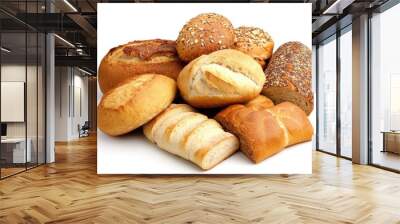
(317, 35), (337, 155)
(370, 2), (400, 171)
(339, 26), (352, 158)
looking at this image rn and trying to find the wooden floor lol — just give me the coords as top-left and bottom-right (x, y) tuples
(1, 135), (400, 224)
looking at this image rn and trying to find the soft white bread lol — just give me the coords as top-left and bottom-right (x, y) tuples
(98, 74), (176, 136)
(215, 97), (313, 163)
(143, 104), (239, 170)
(177, 49), (265, 108)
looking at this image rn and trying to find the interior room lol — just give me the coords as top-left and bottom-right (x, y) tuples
(0, 0), (399, 223)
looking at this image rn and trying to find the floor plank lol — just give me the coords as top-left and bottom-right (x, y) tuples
(0, 135), (399, 224)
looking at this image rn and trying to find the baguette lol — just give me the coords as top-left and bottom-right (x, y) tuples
(144, 104), (239, 170)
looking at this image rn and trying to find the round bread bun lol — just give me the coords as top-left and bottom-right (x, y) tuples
(233, 26), (274, 68)
(98, 74), (176, 136)
(177, 49), (265, 108)
(98, 39), (183, 93)
(176, 13), (235, 62)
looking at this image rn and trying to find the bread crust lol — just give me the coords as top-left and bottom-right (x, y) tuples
(215, 96), (313, 163)
(98, 74), (176, 136)
(177, 49), (265, 108)
(233, 26), (274, 69)
(262, 41), (313, 115)
(98, 39), (183, 93)
(176, 13), (235, 62)
(143, 104), (239, 170)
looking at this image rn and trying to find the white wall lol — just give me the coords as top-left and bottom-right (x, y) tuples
(1, 63), (46, 164)
(54, 67), (89, 141)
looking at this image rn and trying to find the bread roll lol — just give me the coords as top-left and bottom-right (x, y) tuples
(98, 74), (176, 136)
(144, 104), (239, 170)
(245, 95), (275, 111)
(262, 41), (313, 115)
(233, 26), (274, 68)
(215, 98), (313, 163)
(176, 13), (235, 62)
(177, 49), (265, 108)
(98, 39), (183, 93)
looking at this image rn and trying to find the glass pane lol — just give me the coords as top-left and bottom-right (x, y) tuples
(318, 36), (337, 154)
(1, 31), (27, 177)
(371, 4), (400, 171)
(27, 31), (38, 169)
(38, 33), (45, 165)
(340, 28), (352, 158)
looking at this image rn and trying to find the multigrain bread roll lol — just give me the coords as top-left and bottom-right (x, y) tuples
(233, 26), (274, 68)
(98, 39), (183, 93)
(98, 74), (176, 136)
(176, 13), (235, 62)
(215, 98), (313, 163)
(144, 104), (239, 170)
(177, 49), (265, 108)
(262, 41), (313, 115)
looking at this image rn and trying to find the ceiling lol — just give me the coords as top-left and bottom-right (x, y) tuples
(0, 0), (393, 72)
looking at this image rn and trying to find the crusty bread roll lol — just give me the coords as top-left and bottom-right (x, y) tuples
(98, 74), (176, 136)
(98, 39), (183, 93)
(177, 49), (266, 108)
(262, 41), (313, 115)
(233, 26), (274, 69)
(215, 97), (313, 163)
(176, 13), (235, 62)
(144, 104), (239, 170)
(245, 95), (275, 111)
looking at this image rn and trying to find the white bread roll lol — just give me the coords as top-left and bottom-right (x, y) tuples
(177, 49), (265, 108)
(98, 74), (176, 136)
(143, 104), (239, 170)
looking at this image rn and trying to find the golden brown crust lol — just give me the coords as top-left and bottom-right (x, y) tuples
(176, 13), (235, 62)
(177, 49), (265, 108)
(98, 39), (183, 93)
(266, 102), (313, 146)
(215, 97), (313, 163)
(98, 74), (176, 136)
(245, 95), (275, 110)
(216, 106), (286, 163)
(262, 41), (313, 115)
(233, 26), (274, 69)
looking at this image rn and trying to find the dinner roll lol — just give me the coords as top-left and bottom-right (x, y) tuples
(177, 49), (265, 108)
(176, 13), (235, 62)
(98, 74), (176, 136)
(98, 39), (183, 93)
(233, 26), (274, 68)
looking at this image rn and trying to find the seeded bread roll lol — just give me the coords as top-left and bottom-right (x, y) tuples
(176, 13), (235, 62)
(262, 41), (313, 115)
(177, 49), (266, 108)
(98, 74), (176, 136)
(99, 39), (183, 93)
(233, 26), (274, 69)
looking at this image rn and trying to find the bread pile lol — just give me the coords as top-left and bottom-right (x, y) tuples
(98, 13), (314, 170)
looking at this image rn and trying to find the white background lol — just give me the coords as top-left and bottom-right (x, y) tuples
(97, 3), (313, 174)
